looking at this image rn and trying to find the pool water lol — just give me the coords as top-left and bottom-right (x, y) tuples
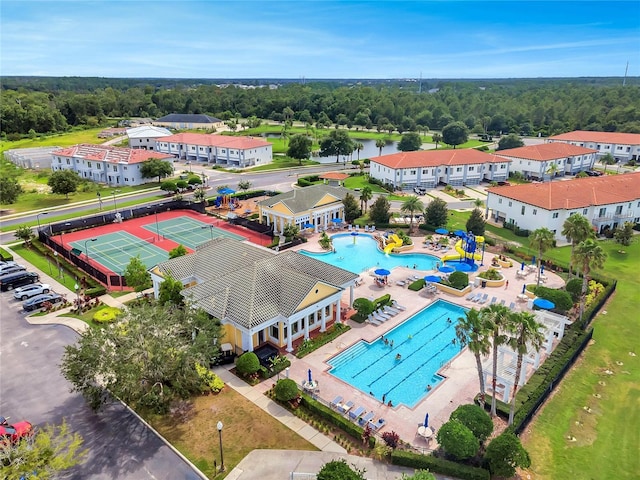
(328, 300), (468, 409)
(301, 233), (439, 274)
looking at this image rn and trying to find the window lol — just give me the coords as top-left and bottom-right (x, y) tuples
(124, 166), (127, 170)
(422, 169), (428, 174)
(66, 159), (70, 165)
(552, 212), (559, 218)
(521, 206), (526, 215)
(583, 208), (588, 214)
(97, 163), (101, 169)
(508, 201), (512, 207)
(58, 158), (62, 164)
(456, 167), (462, 172)
(270, 325), (279, 340)
(615, 205), (623, 215)
(410, 170), (416, 175)
(599, 207), (606, 217)
(533, 209), (537, 215)
(498, 198), (503, 204)
(87, 162), (92, 168)
(112, 166), (117, 172)
(469, 166), (474, 171)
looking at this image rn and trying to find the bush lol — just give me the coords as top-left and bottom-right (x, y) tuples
(0, 247), (13, 261)
(408, 279), (426, 291)
(477, 268), (502, 281)
(565, 278), (582, 302)
(382, 430), (400, 448)
(195, 362), (225, 393)
(374, 293), (391, 310)
(533, 286), (573, 312)
(484, 432), (531, 477)
(295, 323), (350, 358)
(450, 404), (493, 443)
(274, 378), (299, 402)
(317, 459), (365, 480)
(92, 307), (122, 324)
(447, 271), (469, 290)
(436, 419), (479, 461)
(235, 352), (261, 376)
(353, 298), (375, 317)
(391, 450), (489, 480)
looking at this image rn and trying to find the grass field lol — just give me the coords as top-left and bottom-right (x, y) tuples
(0, 127), (105, 155)
(146, 387), (317, 478)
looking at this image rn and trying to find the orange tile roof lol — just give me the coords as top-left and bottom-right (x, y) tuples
(548, 130), (640, 146)
(159, 133), (271, 149)
(497, 143), (596, 161)
(487, 172), (640, 210)
(319, 172), (350, 180)
(372, 149), (509, 169)
(52, 144), (174, 164)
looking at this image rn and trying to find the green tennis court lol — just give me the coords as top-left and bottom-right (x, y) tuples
(70, 231), (169, 274)
(141, 217), (245, 250)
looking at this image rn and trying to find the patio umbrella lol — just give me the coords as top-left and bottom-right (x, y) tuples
(454, 229), (466, 237)
(533, 298), (555, 310)
(541, 264), (545, 274)
(424, 275), (442, 283)
(308, 369), (313, 383)
(302, 222), (314, 229)
(522, 284), (527, 294)
(435, 228), (449, 235)
(424, 413), (429, 428)
(531, 256), (536, 265)
(439, 265), (455, 273)
(521, 261), (525, 271)
(374, 268), (391, 276)
(332, 218), (343, 224)
(351, 231), (359, 243)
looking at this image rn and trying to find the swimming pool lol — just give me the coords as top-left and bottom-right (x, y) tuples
(327, 300), (468, 409)
(301, 233), (439, 274)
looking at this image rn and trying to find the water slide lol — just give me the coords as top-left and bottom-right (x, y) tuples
(384, 234), (403, 254)
(441, 237), (484, 262)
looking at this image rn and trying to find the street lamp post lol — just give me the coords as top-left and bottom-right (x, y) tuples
(54, 251), (62, 279)
(74, 283), (80, 311)
(97, 192), (103, 211)
(84, 238), (97, 263)
(36, 212), (48, 233)
(112, 190), (120, 214)
(217, 421), (225, 472)
(60, 222), (71, 259)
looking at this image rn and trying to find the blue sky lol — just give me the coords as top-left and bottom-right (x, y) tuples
(1, 1), (639, 79)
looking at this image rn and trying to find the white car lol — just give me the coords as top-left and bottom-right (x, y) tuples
(13, 283), (51, 301)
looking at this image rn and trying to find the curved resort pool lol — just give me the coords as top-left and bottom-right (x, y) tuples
(300, 233), (439, 274)
(328, 300), (468, 409)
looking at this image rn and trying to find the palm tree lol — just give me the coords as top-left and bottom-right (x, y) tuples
(354, 142), (364, 161)
(505, 311), (544, 425)
(599, 153), (616, 174)
(359, 186), (373, 213)
(481, 304), (511, 417)
(546, 162), (559, 180)
(400, 196), (425, 234)
(561, 214), (593, 279)
(432, 133), (442, 149)
(473, 198), (484, 209)
(456, 308), (492, 405)
(573, 238), (607, 325)
(375, 139), (386, 156)
(528, 228), (555, 288)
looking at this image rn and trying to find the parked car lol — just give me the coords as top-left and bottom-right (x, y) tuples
(13, 283), (51, 301)
(585, 170), (603, 177)
(0, 416), (33, 443)
(22, 293), (63, 312)
(497, 181), (512, 186)
(413, 186), (426, 195)
(0, 263), (26, 276)
(0, 271), (40, 292)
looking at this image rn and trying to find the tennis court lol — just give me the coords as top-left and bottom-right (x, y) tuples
(141, 217), (245, 250)
(69, 231), (169, 274)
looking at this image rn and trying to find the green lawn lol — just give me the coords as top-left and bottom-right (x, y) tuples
(11, 243), (79, 291)
(522, 239), (640, 479)
(0, 127), (105, 155)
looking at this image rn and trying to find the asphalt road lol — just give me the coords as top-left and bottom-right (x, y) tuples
(0, 292), (202, 479)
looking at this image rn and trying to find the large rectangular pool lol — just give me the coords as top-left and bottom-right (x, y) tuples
(327, 299), (468, 409)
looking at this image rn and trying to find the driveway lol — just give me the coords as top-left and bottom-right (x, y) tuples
(0, 291), (202, 479)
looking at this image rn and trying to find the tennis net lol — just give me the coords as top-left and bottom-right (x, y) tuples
(93, 236), (156, 258)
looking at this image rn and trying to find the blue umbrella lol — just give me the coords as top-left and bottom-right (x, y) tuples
(218, 187), (235, 195)
(350, 232), (359, 236)
(541, 264), (545, 274)
(531, 256), (536, 265)
(332, 218), (343, 224)
(439, 265), (455, 273)
(424, 413), (429, 428)
(424, 275), (442, 283)
(435, 228), (449, 235)
(521, 261), (525, 271)
(308, 369), (312, 383)
(533, 298), (555, 310)
(374, 268), (391, 276)
(302, 222), (314, 229)
(454, 230), (466, 237)
(522, 284), (526, 294)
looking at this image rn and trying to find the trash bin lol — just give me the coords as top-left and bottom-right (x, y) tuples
(481, 280), (487, 288)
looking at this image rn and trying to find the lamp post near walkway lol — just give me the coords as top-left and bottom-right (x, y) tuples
(217, 421), (225, 472)
(112, 190), (120, 214)
(84, 238), (97, 263)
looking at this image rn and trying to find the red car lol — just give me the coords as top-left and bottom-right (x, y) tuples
(0, 416), (33, 443)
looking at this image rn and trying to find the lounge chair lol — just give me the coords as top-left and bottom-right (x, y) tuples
(479, 293), (489, 304)
(330, 395), (343, 408)
(465, 292), (476, 301)
(385, 305), (401, 315)
(489, 296), (497, 305)
(358, 411), (375, 426)
(499, 299), (506, 306)
(391, 300), (407, 311)
(348, 224), (353, 232)
(367, 314), (382, 326)
(383, 306), (398, 316)
(364, 225), (369, 232)
(471, 292), (483, 302)
(374, 309), (391, 321)
(349, 406), (365, 420)
(508, 302), (516, 310)
(369, 417), (386, 431)
(338, 400), (354, 414)
(370, 225), (376, 232)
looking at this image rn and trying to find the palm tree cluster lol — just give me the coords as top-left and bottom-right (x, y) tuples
(456, 304), (545, 426)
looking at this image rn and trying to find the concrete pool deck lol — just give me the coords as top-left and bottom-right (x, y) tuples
(277, 231), (566, 449)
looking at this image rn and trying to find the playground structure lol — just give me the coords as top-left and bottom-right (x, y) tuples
(441, 232), (485, 265)
(384, 233), (403, 254)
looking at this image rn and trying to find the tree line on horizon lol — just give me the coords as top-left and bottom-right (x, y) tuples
(2, 77), (639, 138)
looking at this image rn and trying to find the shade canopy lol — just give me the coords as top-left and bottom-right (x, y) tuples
(533, 298), (555, 310)
(218, 187), (235, 195)
(438, 265), (455, 273)
(332, 218), (343, 223)
(435, 228), (449, 235)
(374, 268), (391, 276)
(453, 262), (473, 272)
(302, 222), (314, 229)
(454, 230), (466, 237)
(351, 232), (359, 236)
(424, 275), (442, 283)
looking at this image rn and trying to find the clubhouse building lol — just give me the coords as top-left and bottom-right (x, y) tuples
(155, 133), (272, 168)
(369, 149), (511, 190)
(150, 238), (359, 354)
(486, 172), (640, 240)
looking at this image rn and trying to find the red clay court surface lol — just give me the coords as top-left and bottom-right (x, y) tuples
(52, 209), (273, 277)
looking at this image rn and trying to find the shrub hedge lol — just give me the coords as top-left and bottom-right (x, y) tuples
(295, 323), (350, 358)
(391, 450), (489, 480)
(532, 285), (573, 312)
(0, 247), (13, 261)
(408, 279), (425, 291)
(300, 394), (375, 449)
